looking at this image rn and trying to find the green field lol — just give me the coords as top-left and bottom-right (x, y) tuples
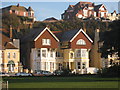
(2, 76), (120, 88)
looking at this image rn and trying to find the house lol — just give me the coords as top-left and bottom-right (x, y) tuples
(62, 1), (108, 20)
(43, 17), (58, 22)
(1, 4), (34, 18)
(55, 28), (93, 74)
(21, 27), (59, 73)
(21, 27), (93, 74)
(1, 4), (35, 28)
(0, 32), (22, 73)
(107, 10), (120, 21)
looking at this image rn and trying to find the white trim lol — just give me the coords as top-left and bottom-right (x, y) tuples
(34, 27), (59, 42)
(99, 4), (107, 11)
(70, 28), (93, 43)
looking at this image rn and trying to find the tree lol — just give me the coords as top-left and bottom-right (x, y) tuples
(100, 20), (120, 58)
(2, 12), (20, 30)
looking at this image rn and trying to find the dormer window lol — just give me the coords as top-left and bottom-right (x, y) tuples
(76, 39), (86, 45)
(42, 39), (51, 45)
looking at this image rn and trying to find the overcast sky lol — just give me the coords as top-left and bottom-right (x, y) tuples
(1, 0), (119, 21)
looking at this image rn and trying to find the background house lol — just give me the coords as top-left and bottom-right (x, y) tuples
(62, 1), (108, 20)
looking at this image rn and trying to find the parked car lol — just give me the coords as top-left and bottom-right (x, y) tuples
(53, 69), (71, 76)
(0, 72), (10, 77)
(42, 71), (53, 76)
(15, 72), (32, 76)
(33, 70), (53, 76)
(33, 72), (45, 76)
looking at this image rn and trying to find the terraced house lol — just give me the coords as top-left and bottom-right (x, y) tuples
(21, 27), (93, 74)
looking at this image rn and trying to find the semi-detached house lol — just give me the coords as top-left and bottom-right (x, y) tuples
(21, 27), (93, 74)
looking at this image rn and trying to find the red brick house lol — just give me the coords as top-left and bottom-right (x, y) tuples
(21, 27), (59, 72)
(62, 1), (108, 20)
(55, 28), (93, 74)
(2, 4), (34, 18)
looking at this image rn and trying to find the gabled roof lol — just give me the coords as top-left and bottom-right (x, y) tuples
(55, 29), (93, 43)
(2, 5), (28, 12)
(28, 6), (34, 11)
(21, 27), (59, 43)
(94, 4), (107, 11)
(0, 32), (17, 49)
(2, 4), (34, 12)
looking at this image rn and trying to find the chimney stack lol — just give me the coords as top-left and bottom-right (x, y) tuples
(10, 25), (13, 39)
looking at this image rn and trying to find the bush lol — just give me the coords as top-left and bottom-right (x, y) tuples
(101, 65), (120, 77)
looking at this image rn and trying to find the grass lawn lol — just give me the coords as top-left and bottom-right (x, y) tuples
(2, 75), (120, 88)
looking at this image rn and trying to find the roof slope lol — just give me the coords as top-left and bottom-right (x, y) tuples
(2, 5), (28, 12)
(0, 32), (17, 49)
(55, 29), (93, 43)
(21, 28), (45, 43)
(94, 4), (103, 11)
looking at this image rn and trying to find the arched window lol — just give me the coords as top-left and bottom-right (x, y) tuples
(76, 39), (86, 45)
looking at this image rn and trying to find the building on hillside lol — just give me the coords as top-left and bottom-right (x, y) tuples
(107, 10), (120, 21)
(1, 4), (35, 28)
(0, 29), (22, 73)
(21, 27), (93, 74)
(101, 50), (120, 68)
(43, 17), (58, 23)
(61, 1), (108, 20)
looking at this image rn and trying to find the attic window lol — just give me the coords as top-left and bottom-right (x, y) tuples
(76, 39), (86, 45)
(42, 39), (51, 45)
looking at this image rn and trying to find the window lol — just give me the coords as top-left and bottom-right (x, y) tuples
(56, 52), (60, 57)
(37, 49), (40, 57)
(58, 63), (62, 70)
(70, 53), (74, 58)
(37, 62), (40, 70)
(24, 12), (26, 16)
(76, 39), (86, 45)
(82, 63), (86, 69)
(83, 10), (88, 16)
(42, 39), (51, 45)
(13, 53), (16, 58)
(42, 50), (46, 57)
(50, 50), (53, 57)
(81, 49), (86, 57)
(76, 50), (81, 57)
(7, 53), (10, 58)
(78, 62), (81, 69)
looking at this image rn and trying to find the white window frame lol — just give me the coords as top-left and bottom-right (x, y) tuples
(76, 50), (81, 57)
(7, 52), (10, 58)
(77, 62), (81, 69)
(76, 39), (86, 45)
(81, 49), (86, 57)
(37, 49), (41, 57)
(42, 50), (46, 57)
(42, 39), (51, 45)
(13, 53), (16, 58)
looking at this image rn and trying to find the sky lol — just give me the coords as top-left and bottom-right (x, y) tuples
(1, 0), (119, 21)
